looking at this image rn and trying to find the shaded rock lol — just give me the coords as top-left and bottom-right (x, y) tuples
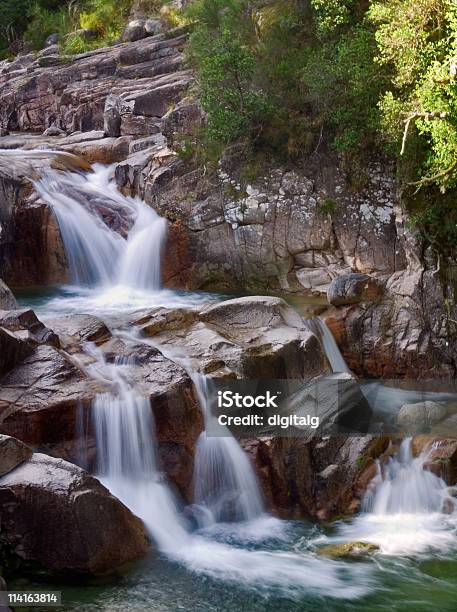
(103, 94), (122, 137)
(317, 541), (379, 559)
(251, 435), (390, 519)
(327, 273), (384, 306)
(0, 452), (149, 575)
(397, 401), (447, 432)
(0, 434), (32, 477)
(0, 280), (17, 309)
(0, 328), (33, 377)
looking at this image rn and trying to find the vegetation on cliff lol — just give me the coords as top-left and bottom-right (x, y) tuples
(187, 0), (457, 253)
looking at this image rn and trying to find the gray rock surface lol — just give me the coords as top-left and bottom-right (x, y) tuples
(0, 434), (32, 477)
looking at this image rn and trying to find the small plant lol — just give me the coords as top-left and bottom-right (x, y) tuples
(318, 198), (338, 216)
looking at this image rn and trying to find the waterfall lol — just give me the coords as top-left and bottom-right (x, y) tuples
(334, 438), (457, 555)
(191, 374), (264, 524)
(305, 317), (352, 374)
(86, 354), (190, 552)
(34, 164), (167, 290)
(363, 438), (451, 514)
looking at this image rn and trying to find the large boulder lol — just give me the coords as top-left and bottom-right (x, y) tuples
(327, 273), (384, 306)
(0, 450), (149, 576)
(139, 296), (329, 379)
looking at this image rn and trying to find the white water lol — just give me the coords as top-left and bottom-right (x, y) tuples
(191, 373), (264, 525)
(34, 164), (166, 289)
(31, 161), (372, 599)
(81, 345), (372, 599)
(305, 317), (352, 374)
(319, 439), (457, 557)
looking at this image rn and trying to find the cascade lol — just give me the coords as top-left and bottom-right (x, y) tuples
(305, 317), (352, 374)
(34, 164), (166, 289)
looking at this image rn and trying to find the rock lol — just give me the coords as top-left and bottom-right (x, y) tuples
(0, 308), (59, 347)
(0, 280), (17, 309)
(42, 126), (66, 137)
(103, 95), (122, 137)
(0, 434), (32, 477)
(67, 28), (98, 41)
(397, 401), (447, 432)
(327, 273), (384, 306)
(0, 451), (150, 575)
(44, 314), (111, 347)
(0, 128), (9, 137)
(121, 19), (148, 42)
(144, 19), (162, 36)
(251, 435), (390, 519)
(317, 541), (380, 559)
(140, 297), (329, 380)
(44, 33), (59, 47)
(0, 327), (33, 377)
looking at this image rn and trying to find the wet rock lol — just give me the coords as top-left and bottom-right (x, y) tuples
(0, 345), (104, 448)
(316, 541), (379, 559)
(0, 434), (32, 477)
(0, 280), (17, 309)
(0, 451), (150, 575)
(45, 314), (111, 347)
(397, 401), (447, 433)
(252, 435), (390, 519)
(327, 273), (384, 306)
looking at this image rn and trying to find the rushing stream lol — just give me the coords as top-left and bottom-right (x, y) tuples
(12, 162), (457, 611)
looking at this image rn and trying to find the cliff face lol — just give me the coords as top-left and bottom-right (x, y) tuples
(0, 25), (456, 379)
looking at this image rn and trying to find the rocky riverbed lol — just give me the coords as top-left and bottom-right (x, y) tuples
(1, 17), (457, 599)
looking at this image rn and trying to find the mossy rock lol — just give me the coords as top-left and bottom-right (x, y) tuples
(316, 541), (380, 559)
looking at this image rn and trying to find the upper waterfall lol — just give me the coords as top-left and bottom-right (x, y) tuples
(34, 164), (167, 290)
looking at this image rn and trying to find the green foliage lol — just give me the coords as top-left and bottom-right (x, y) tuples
(24, 2), (74, 50)
(369, 0), (457, 190)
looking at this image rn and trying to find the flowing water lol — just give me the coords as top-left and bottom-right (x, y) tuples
(10, 162), (457, 611)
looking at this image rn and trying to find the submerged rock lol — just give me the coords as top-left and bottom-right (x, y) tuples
(316, 541), (379, 559)
(0, 448), (150, 575)
(397, 401), (447, 432)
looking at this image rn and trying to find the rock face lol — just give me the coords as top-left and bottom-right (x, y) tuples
(0, 448), (149, 576)
(0, 27), (190, 135)
(249, 435), (390, 520)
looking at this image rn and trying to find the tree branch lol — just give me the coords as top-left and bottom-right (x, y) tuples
(400, 111), (448, 156)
